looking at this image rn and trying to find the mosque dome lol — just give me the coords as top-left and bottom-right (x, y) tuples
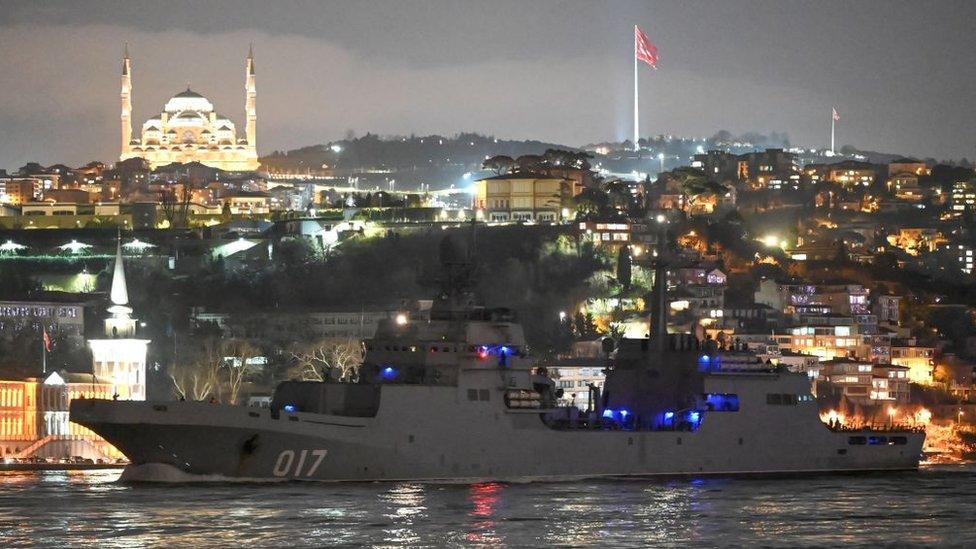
(163, 88), (214, 114)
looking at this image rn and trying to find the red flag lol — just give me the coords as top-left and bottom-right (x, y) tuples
(832, 108), (840, 121)
(635, 25), (658, 69)
(43, 328), (52, 352)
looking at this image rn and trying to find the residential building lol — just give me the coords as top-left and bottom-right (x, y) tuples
(951, 181), (976, 212)
(0, 178), (41, 204)
(824, 160), (879, 187)
(473, 173), (571, 222)
(890, 340), (935, 384)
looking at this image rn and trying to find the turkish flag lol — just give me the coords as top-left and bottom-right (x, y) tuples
(43, 328), (52, 352)
(635, 25), (658, 69)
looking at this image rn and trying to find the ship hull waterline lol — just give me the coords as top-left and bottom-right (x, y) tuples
(71, 399), (925, 483)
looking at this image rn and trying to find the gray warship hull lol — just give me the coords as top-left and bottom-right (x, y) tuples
(71, 384), (924, 482)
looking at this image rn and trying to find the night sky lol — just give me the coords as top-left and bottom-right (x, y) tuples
(1, 0), (974, 168)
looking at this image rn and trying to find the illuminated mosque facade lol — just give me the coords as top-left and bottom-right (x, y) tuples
(119, 45), (260, 171)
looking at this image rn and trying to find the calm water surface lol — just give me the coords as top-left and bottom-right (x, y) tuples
(1, 464), (974, 547)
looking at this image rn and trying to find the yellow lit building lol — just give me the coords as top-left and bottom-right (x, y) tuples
(826, 161), (878, 187)
(119, 45), (259, 171)
(0, 241), (148, 460)
(890, 344), (935, 384)
(887, 228), (947, 255)
(473, 173), (571, 222)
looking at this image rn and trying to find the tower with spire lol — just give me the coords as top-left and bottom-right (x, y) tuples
(245, 44), (257, 150)
(88, 237), (150, 400)
(120, 43), (132, 157)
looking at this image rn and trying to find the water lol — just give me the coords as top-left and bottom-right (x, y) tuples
(2, 464), (975, 548)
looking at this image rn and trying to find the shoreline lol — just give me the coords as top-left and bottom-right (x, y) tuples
(0, 463), (126, 472)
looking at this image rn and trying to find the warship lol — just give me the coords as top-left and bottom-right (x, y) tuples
(71, 233), (924, 482)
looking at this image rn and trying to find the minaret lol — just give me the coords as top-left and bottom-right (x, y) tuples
(121, 43), (133, 157)
(89, 236), (149, 400)
(244, 44), (256, 151)
(106, 238), (134, 336)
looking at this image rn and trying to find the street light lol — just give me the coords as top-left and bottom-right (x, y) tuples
(658, 152), (665, 172)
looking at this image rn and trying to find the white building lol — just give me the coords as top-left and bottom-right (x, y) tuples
(88, 239), (150, 400)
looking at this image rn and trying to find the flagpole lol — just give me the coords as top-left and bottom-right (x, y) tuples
(633, 27), (639, 153)
(830, 111), (835, 154)
(42, 338), (46, 375)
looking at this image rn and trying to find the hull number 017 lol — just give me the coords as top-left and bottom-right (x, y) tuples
(272, 449), (328, 477)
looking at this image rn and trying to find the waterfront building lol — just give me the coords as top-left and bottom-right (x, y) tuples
(119, 46), (259, 171)
(0, 372), (116, 459)
(0, 243), (146, 459)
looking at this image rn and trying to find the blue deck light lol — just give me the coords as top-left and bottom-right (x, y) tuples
(283, 404), (297, 413)
(381, 366), (397, 379)
(602, 409), (615, 419)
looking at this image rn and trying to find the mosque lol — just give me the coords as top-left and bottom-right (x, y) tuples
(118, 45), (260, 171)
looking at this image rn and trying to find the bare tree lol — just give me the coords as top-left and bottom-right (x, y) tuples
(169, 337), (221, 401)
(290, 338), (362, 382)
(222, 338), (259, 405)
(159, 183), (192, 228)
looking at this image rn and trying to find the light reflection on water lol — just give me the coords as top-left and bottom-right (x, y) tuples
(1, 464), (974, 547)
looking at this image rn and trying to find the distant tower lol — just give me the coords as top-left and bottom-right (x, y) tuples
(121, 44), (133, 158)
(245, 44), (257, 151)
(88, 238), (150, 401)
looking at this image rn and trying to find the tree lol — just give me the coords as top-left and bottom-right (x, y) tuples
(515, 154), (544, 172)
(603, 180), (631, 212)
(482, 155), (514, 175)
(159, 184), (192, 229)
(617, 246), (632, 289)
(168, 337), (221, 401)
(574, 311), (599, 339)
(290, 338), (362, 382)
(573, 187), (610, 219)
(222, 338), (259, 405)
